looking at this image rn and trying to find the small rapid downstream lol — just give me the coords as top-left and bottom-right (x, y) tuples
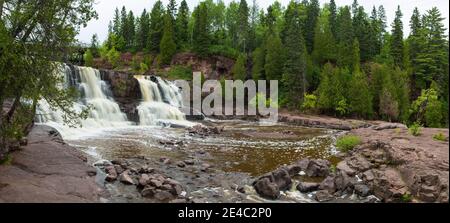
(34, 65), (343, 203)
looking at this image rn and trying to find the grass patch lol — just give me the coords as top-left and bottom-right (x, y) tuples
(0, 154), (13, 166)
(433, 132), (447, 141)
(401, 193), (413, 203)
(408, 122), (422, 136)
(336, 135), (362, 152)
(167, 65), (193, 80)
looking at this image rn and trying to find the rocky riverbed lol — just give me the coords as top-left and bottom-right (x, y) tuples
(1, 115), (448, 203)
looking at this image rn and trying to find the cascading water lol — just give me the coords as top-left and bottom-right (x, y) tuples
(36, 65), (130, 139)
(134, 75), (193, 127)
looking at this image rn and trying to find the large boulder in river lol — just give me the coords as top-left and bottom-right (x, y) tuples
(297, 182), (320, 193)
(253, 167), (292, 199)
(305, 159), (331, 177)
(254, 177), (280, 200)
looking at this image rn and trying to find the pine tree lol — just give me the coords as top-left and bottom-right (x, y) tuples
(352, 38), (361, 73)
(126, 11), (136, 51)
(193, 3), (210, 57)
(312, 9), (336, 64)
(329, 0), (337, 39)
(167, 0), (178, 20)
(120, 6), (128, 39)
(390, 6), (404, 68)
(159, 14), (177, 65)
(113, 8), (121, 36)
(149, 1), (165, 53)
(264, 34), (284, 80)
(348, 71), (373, 118)
(252, 47), (265, 80)
(238, 0), (250, 52)
(232, 54), (247, 80)
(305, 0), (320, 54)
(176, 0), (190, 49)
(282, 2), (307, 107)
(336, 6), (353, 69)
(137, 9), (150, 50)
(416, 7), (448, 97)
(352, 6), (372, 61)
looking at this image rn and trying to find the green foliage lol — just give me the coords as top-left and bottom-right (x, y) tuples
(336, 98), (349, 117)
(264, 34), (284, 80)
(401, 193), (413, 203)
(336, 135), (362, 152)
(83, 49), (94, 67)
(282, 2), (307, 108)
(139, 63), (149, 74)
(208, 45), (240, 59)
(408, 122), (422, 136)
(301, 93), (317, 113)
(249, 93), (278, 109)
(159, 14), (177, 65)
(148, 1), (165, 53)
(193, 3), (210, 57)
(168, 66), (193, 80)
(0, 0), (97, 154)
(107, 47), (121, 68)
(232, 54), (247, 80)
(390, 6), (404, 68)
(252, 47), (265, 80)
(410, 87), (444, 127)
(433, 133), (447, 142)
(0, 154), (12, 166)
(348, 71), (373, 118)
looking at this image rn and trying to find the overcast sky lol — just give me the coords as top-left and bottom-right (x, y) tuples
(77, 0), (449, 43)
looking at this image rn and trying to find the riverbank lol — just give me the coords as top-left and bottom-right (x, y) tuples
(0, 125), (103, 203)
(1, 113), (448, 203)
(252, 112), (449, 203)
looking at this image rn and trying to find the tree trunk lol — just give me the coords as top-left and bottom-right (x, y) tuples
(0, 0), (4, 18)
(6, 94), (22, 123)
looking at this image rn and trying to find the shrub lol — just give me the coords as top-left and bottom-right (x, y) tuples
(401, 193), (412, 203)
(301, 93), (317, 113)
(0, 154), (12, 165)
(168, 65), (193, 80)
(408, 122), (422, 136)
(433, 133), (447, 142)
(139, 63), (149, 74)
(208, 45), (240, 59)
(83, 49), (94, 67)
(336, 135), (361, 152)
(107, 47), (120, 68)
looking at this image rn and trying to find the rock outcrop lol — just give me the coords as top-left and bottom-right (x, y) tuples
(100, 70), (141, 122)
(0, 126), (103, 203)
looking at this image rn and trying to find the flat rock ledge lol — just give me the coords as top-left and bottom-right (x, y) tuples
(253, 134), (449, 203)
(0, 125), (103, 203)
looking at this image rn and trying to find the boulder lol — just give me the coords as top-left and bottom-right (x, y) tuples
(105, 165), (118, 182)
(272, 168), (292, 191)
(119, 171), (135, 185)
(141, 186), (156, 198)
(149, 179), (163, 188)
(254, 177), (280, 200)
(354, 184), (371, 197)
(154, 190), (174, 202)
(336, 161), (356, 176)
(319, 176), (336, 193)
(297, 182), (320, 193)
(139, 174), (150, 187)
(306, 159), (330, 177)
(315, 190), (334, 202)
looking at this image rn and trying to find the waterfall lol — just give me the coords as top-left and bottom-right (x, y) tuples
(134, 75), (193, 127)
(36, 65), (130, 139)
